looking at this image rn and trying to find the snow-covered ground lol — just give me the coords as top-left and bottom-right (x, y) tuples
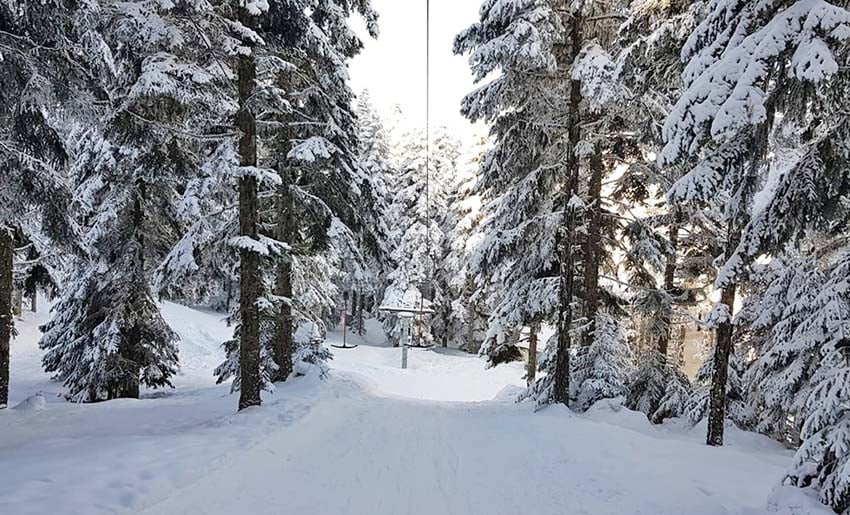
(0, 302), (828, 515)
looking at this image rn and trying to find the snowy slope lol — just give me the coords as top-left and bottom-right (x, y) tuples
(0, 303), (829, 515)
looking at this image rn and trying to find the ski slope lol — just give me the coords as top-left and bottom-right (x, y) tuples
(0, 302), (829, 515)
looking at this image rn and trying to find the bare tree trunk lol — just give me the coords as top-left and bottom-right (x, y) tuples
(581, 151), (604, 347)
(236, 1), (262, 411)
(0, 226), (12, 408)
(224, 278), (233, 318)
(464, 276), (480, 354)
(706, 225), (741, 446)
(553, 6), (584, 406)
(29, 283), (36, 313)
(12, 288), (22, 317)
(526, 322), (539, 385)
(657, 209), (681, 359)
(356, 289), (365, 336)
(272, 166), (294, 382)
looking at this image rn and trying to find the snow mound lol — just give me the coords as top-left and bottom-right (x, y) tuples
(583, 396), (656, 434)
(11, 393), (47, 412)
(768, 485), (835, 515)
(492, 384), (525, 402)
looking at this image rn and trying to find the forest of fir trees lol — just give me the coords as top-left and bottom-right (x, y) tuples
(1, 0), (850, 513)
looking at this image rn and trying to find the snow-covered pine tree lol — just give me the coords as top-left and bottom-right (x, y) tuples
(614, 0), (708, 422)
(155, 142), (241, 311)
(685, 340), (754, 430)
(659, 0), (850, 446)
(454, 0), (564, 371)
(0, 0), (101, 406)
(39, 0), (233, 402)
(380, 126), (459, 347)
(738, 250), (823, 443)
(538, 0), (643, 408)
(211, 0), (379, 393)
(572, 313), (633, 411)
(438, 134), (489, 352)
(737, 240), (850, 512)
(350, 91), (393, 336)
(785, 248), (850, 513)
(266, 0), (379, 379)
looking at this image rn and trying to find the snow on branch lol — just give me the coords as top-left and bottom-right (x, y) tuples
(229, 235), (290, 256)
(287, 136), (339, 163)
(245, 0), (270, 16)
(704, 302), (732, 329)
(661, 0), (850, 165)
(231, 165), (283, 186)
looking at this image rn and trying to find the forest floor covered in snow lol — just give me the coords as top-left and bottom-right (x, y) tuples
(0, 302), (830, 515)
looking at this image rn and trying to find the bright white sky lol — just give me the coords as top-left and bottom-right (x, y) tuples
(350, 0), (485, 138)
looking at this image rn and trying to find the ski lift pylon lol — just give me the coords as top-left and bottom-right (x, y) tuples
(332, 293), (358, 349)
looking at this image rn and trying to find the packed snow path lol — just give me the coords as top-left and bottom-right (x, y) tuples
(1, 303), (800, 515)
(141, 393), (788, 515)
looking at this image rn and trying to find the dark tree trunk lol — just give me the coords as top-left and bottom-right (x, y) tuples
(0, 226), (12, 408)
(237, 1), (262, 410)
(442, 300), (449, 348)
(465, 277), (480, 354)
(224, 278), (233, 317)
(581, 151), (604, 347)
(12, 288), (22, 317)
(272, 166), (294, 383)
(356, 289), (365, 336)
(526, 322), (539, 386)
(118, 179), (146, 400)
(29, 283), (36, 313)
(657, 209), (682, 359)
(553, 6), (584, 406)
(706, 225), (741, 446)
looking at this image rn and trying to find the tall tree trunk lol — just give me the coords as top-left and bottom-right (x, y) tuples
(706, 225), (741, 446)
(12, 288), (22, 317)
(581, 151), (604, 347)
(553, 6), (584, 406)
(465, 277), (480, 354)
(120, 178), (146, 400)
(29, 283), (36, 313)
(356, 289), (365, 336)
(657, 209), (681, 359)
(0, 226), (12, 408)
(236, 1), (262, 411)
(442, 300), (449, 348)
(272, 166), (294, 382)
(526, 322), (539, 386)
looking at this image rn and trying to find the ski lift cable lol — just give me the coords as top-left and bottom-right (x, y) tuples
(425, 0), (431, 279)
(417, 0), (434, 348)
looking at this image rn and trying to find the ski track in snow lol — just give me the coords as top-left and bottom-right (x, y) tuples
(0, 301), (815, 515)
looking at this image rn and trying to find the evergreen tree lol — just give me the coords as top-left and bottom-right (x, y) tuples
(350, 91), (393, 335)
(739, 251), (823, 442)
(211, 0), (379, 394)
(439, 135), (488, 352)
(685, 341), (754, 430)
(40, 0), (230, 401)
(0, 0), (94, 407)
(740, 243), (850, 513)
(454, 0), (563, 370)
(659, 0), (850, 446)
(615, 0), (707, 422)
(572, 313), (633, 410)
(380, 126), (459, 346)
(786, 255), (850, 513)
